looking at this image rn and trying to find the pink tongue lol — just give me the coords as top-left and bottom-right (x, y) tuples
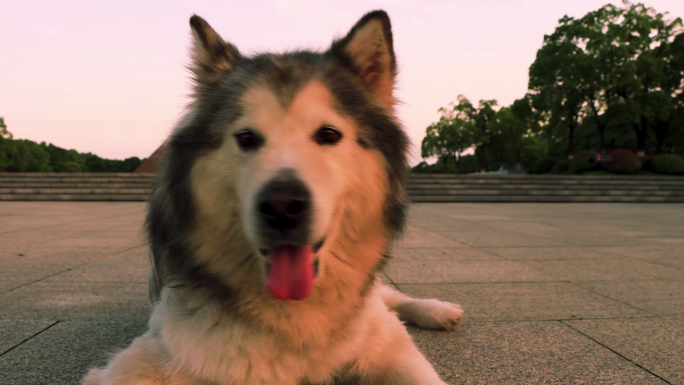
(267, 246), (314, 300)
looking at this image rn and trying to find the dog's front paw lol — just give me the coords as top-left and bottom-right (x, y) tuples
(395, 298), (463, 331)
(414, 299), (463, 330)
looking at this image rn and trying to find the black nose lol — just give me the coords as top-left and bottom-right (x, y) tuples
(257, 176), (311, 231)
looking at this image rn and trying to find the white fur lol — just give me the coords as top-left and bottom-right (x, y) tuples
(84, 284), (457, 385)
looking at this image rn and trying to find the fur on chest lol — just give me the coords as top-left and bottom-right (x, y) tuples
(150, 289), (387, 385)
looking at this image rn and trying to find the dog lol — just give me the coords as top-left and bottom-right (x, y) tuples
(84, 10), (463, 385)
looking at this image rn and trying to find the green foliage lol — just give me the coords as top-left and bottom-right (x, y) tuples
(528, 158), (556, 174)
(2, 139), (52, 172)
(551, 160), (570, 174)
(570, 150), (599, 173)
(412, 155), (481, 174)
(0, 117), (11, 139)
(606, 149), (642, 173)
(421, 111), (476, 172)
(0, 136), (142, 173)
(650, 154), (684, 175)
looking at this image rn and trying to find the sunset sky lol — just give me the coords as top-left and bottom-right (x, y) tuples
(2, 0), (683, 165)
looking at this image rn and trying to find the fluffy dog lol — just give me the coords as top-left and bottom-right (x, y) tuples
(84, 10), (463, 385)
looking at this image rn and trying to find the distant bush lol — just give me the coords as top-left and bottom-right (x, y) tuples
(528, 158), (555, 174)
(0, 136), (142, 172)
(413, 160), (454, 174)
(0, 139), (52, 172)
(551, 159), (569, 174)
(570, 150), (598, 173)
(650, 154), (684, 175)
(606, 149), (641, 173)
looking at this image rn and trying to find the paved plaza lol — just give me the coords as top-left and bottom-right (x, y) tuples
(0, 202), (683, 384)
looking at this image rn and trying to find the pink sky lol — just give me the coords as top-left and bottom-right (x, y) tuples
(2, 0), (683, 165)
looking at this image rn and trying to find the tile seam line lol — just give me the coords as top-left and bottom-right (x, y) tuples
(559, 320), (672, 385)
(0, 320), (60, 358)
(0, 244), (145, 295)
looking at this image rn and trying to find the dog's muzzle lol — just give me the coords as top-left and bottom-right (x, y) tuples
(255, 171), (318, 301)
(256, 174), (312, 245)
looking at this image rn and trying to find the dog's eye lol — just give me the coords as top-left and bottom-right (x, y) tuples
(234, 130), (263, 151)
(313, 126), (342, 145)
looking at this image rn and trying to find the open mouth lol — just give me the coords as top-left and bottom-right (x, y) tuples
(259, 237), (324, 301)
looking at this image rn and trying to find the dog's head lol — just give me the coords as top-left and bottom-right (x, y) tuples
(149, 11), (409, 302)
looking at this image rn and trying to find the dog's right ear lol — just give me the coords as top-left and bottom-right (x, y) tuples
(189, 15), (241, 86)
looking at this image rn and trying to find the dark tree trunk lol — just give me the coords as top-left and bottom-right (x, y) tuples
(588, 99), (607, 152)
(634, 116), (649, 156)
(568, 122), (576, 160)
(476, 146), (487, 173)
(654, 122), (669, 154)
(653, 109), (675, 154)
(597, 123), (607, 153)
(455, 153), (461, 173)
(441, 156), (448, 168)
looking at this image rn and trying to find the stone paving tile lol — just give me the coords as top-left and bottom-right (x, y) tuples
(393, 247), (502, 261)
(433, 231), (558, 247)
(398, 282), (651, 322)
(481, 246), (628, 260)
(0, 202), (682, 384)
(0, 319), (147, 385)
(564, 318), (684, 384)
(518, 258), (684, 282)
(0, 281), (150, 323)
(0, 229), (145, 259)
(0, 319), (56, 355)
(46, 246), (149, 283)
(0, 202), (145, 234)
(409, 321), (665, 385)
(397, 225), (467, 248)
(576, 280), (684, 317)
(385, 260), (549, 284)
(0, 255), (98, 294)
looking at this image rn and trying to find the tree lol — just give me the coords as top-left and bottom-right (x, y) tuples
(529, 1), (684, 156)
(652, 33), (684, 153)
(450, 95), (498, 172)
(529, 21), (589, 159)
(421, 108), (475, 173)
(0, 117), (12, 139)
(587, 2), (683, 155)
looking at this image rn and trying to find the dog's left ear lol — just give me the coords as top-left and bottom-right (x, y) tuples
(330, 10), (397, 108)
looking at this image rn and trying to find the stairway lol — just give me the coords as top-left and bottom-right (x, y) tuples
(0, 173), (154, 201)
(408, 174), (684, 202)
(1, 173), (683, 202)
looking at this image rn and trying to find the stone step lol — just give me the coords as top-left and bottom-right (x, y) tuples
(0, 194), (148, 201)
(409, 195), (684, 203)
(0, 188), (152, 194)
(1, 173), (682, 202)
(0, 178), (155, 184)
(0, 182), (154, 188)
(408, 189), (684, 197)
(410, 174), (682, 180)
(409, 178), (684, 185)
(0, 172), (155, 177)
(407, 184), (684, 191)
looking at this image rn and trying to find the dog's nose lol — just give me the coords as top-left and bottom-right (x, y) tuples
(257, 177), (311, 230)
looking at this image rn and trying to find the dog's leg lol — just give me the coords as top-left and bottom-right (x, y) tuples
(82, 336), (172, 385)
(379, 284), (463, 330)
(351, 300), (449, 385)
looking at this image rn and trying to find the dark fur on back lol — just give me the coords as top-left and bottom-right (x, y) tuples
(146, 11), (410, 302)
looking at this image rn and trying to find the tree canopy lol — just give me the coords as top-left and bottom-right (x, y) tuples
(419, 1), (684, 173)
(0, 118), (143, 172)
